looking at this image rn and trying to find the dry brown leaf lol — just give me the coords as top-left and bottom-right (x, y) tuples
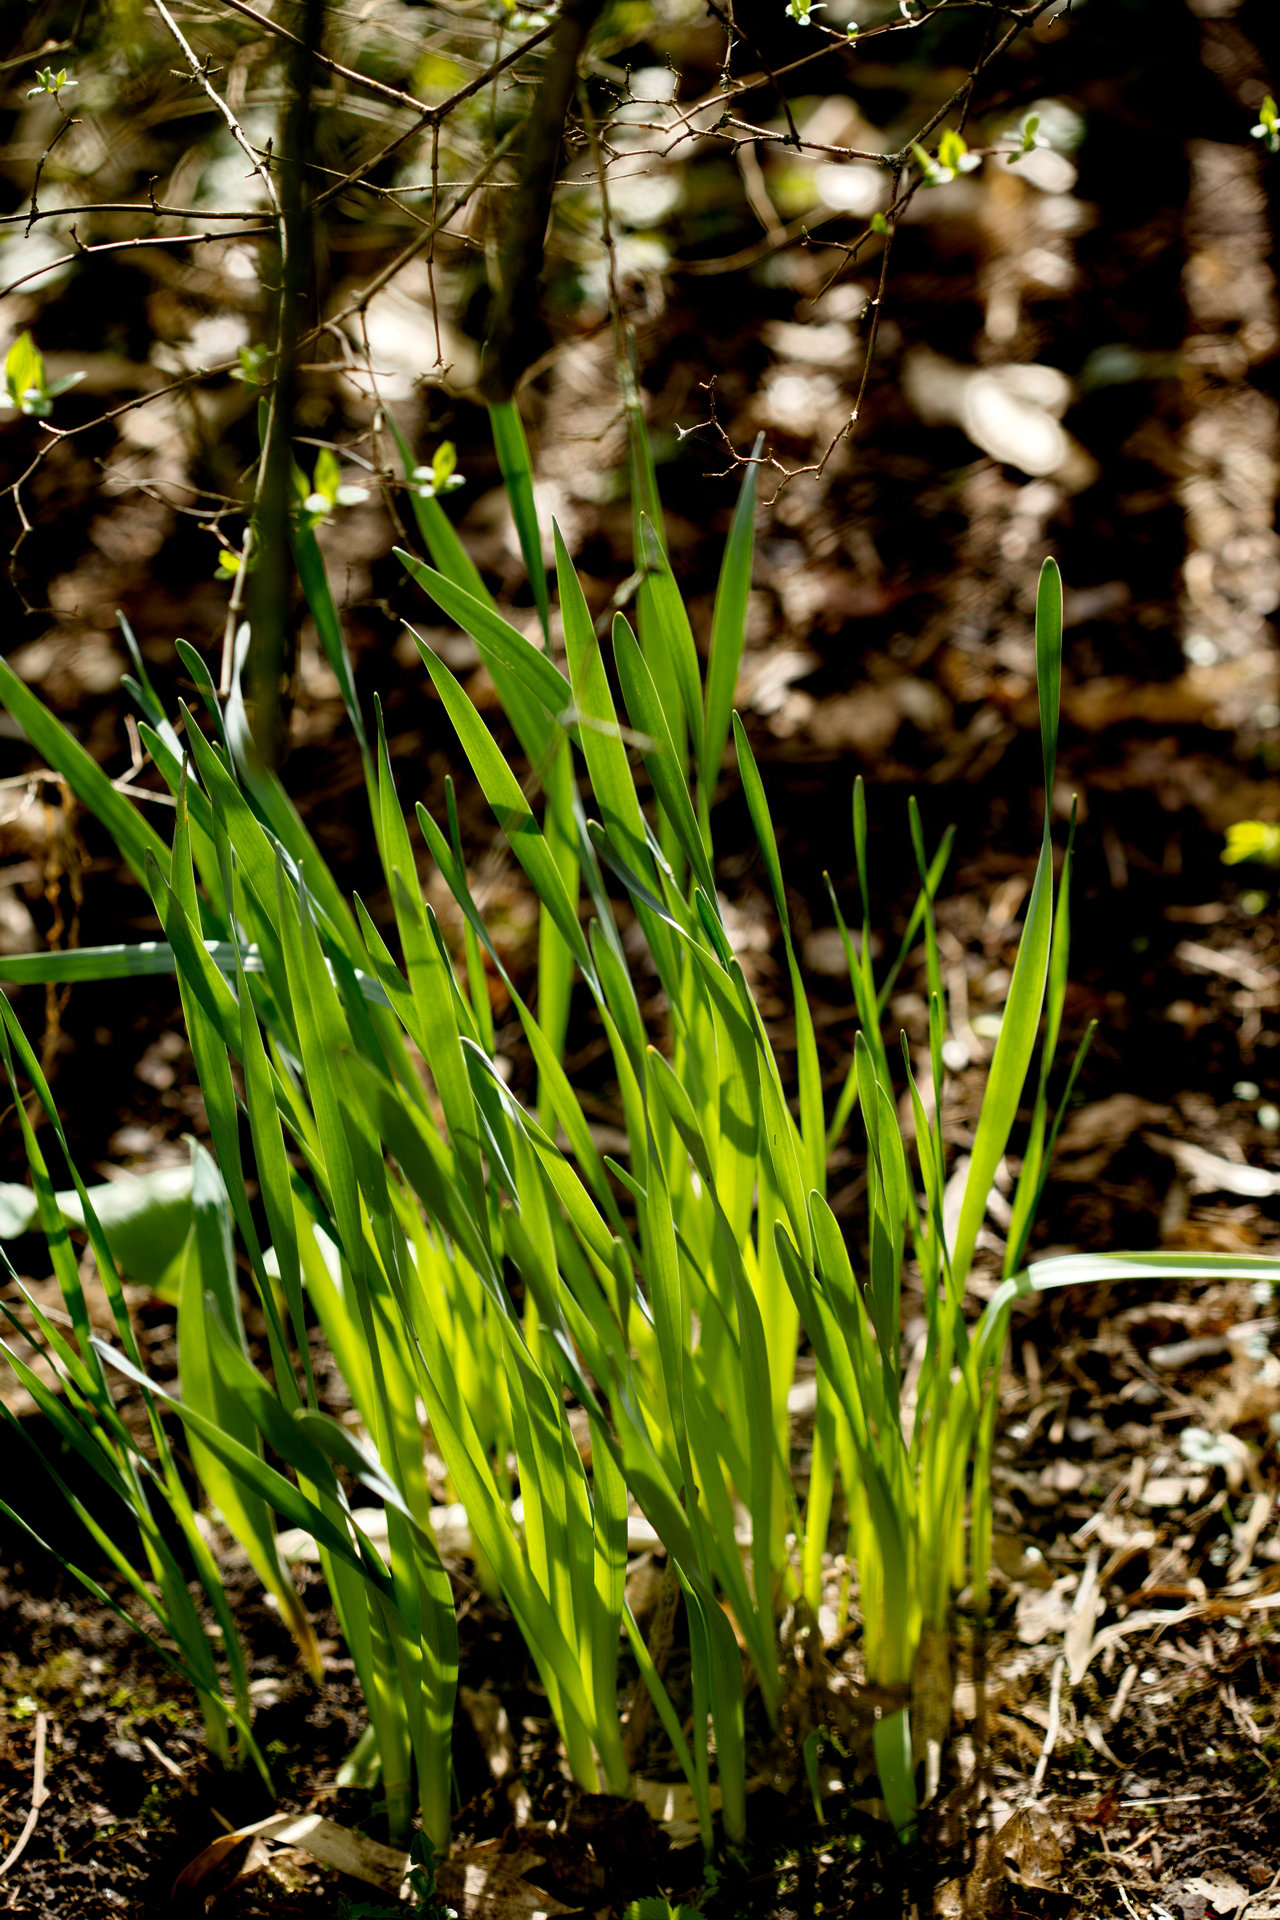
(930, 1808), (1065, 1917)
(998, 1808), (1065, 1890)
(174, 1812), (410, 1901)
(932, 1872), (972, 1918)
(1183, 1869), (1251, 1914)
(435, 1839), (574, 1918)
(632, 1776), (720, 1848)
(991, 1533), (1056, 1589)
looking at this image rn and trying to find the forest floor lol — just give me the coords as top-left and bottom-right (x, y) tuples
(3, 0), (1280, 1913)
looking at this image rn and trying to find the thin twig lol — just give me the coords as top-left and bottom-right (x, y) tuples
(702, 0), (801, 148)
(215, 0), (431, 113)
(1029, 1654), (1064, 1795)
(0, 226), (275, 303)
(902, 0), (1057, 155)
(0, 201), (267, 224)
(0, 1711), (49, 1879)
(153, 0), (282, 225)
(24, 109), (76, 238)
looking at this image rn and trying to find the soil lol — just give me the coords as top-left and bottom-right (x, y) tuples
(3, 0), (1280, 1911)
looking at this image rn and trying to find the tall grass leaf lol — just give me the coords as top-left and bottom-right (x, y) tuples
(174, 640), (232, 754)
(179, 711), (293, 950)
(757, 1051), (812, 1265)
(352, 895), (431, 1063)
(874, 829), (954, 1018)
(340, 1055), (492, 1281)
(129, 722), (229, 929)
(408, 1354), (599, 1734)
(0, 1004), (141, 1363)
(0, 657), (170, 889)
(292, 521), (370, 759)
(638, 1133), (704, 1571)
(417, 645), (594, 979)
(949, 566), (1062, 1288)
(146, 856), (242, 1051)
(117, 611), (172, 735)
(178, 1142), (321, 1676)
(534, 742), (581, 1114)
(398, 557), (570, 720)
(702, 446), (760, 825)
(948, 858), (1050, 1287)
(980, 1249), (1280, 1350)
(231, 936), (315, 1401)
(171, 800), (287, 1348)
(636, 514), (704, 765)
(374, 721), (486, 1211)
(556, 525), (651, 879)
(1004, 809), (1078, 1278)
(622, 1604), (703, 1826)
(648, 1050), (777, 1647)
(0, 942), (180, 985)
(731, 714), (786, 925)
(274, 867), (372, 1286)
(731, 713), (824, 1189)
(221, 627), (360, 953)
(94, 1339), (400, 1595)
(587, 1419), (630, 1793)
(585, 821), (688, 947)
(873, 1709), (917, 1839)
(489, 398), (550, 640)
(1036, 558), (1062, 796)
(686, 1576), (747, 1843)
(612, 616), (717, 901)
(1017, 1018), (1097, 1268)
(907, 798), (944, 1014)
(399, 556), (571, 762)
(203, 1294), (336, 1486)
(626, 371), (666, 553)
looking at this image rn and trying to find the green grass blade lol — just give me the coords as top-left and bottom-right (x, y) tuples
(292, 521), (370, 761)
(399, 552), (571, 759)
(556, 524), (652, 880)
(949, 563), (1063, 1288)
(0, 656), (170, 890)
(177, 1143), (320, 1676)
(175, 639), (232, 754)
(417, 642), (594, 981)
(636, 512), (704, 767)
(489, 398), (549, 641)
(1037, 557), (1062, 796)
(96, 1338), (399, 1595)
(613, 615), (716, 901)
(701, 443), (760, 829)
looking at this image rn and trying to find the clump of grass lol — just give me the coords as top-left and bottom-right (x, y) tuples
(2, 402), (1276, 1852)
